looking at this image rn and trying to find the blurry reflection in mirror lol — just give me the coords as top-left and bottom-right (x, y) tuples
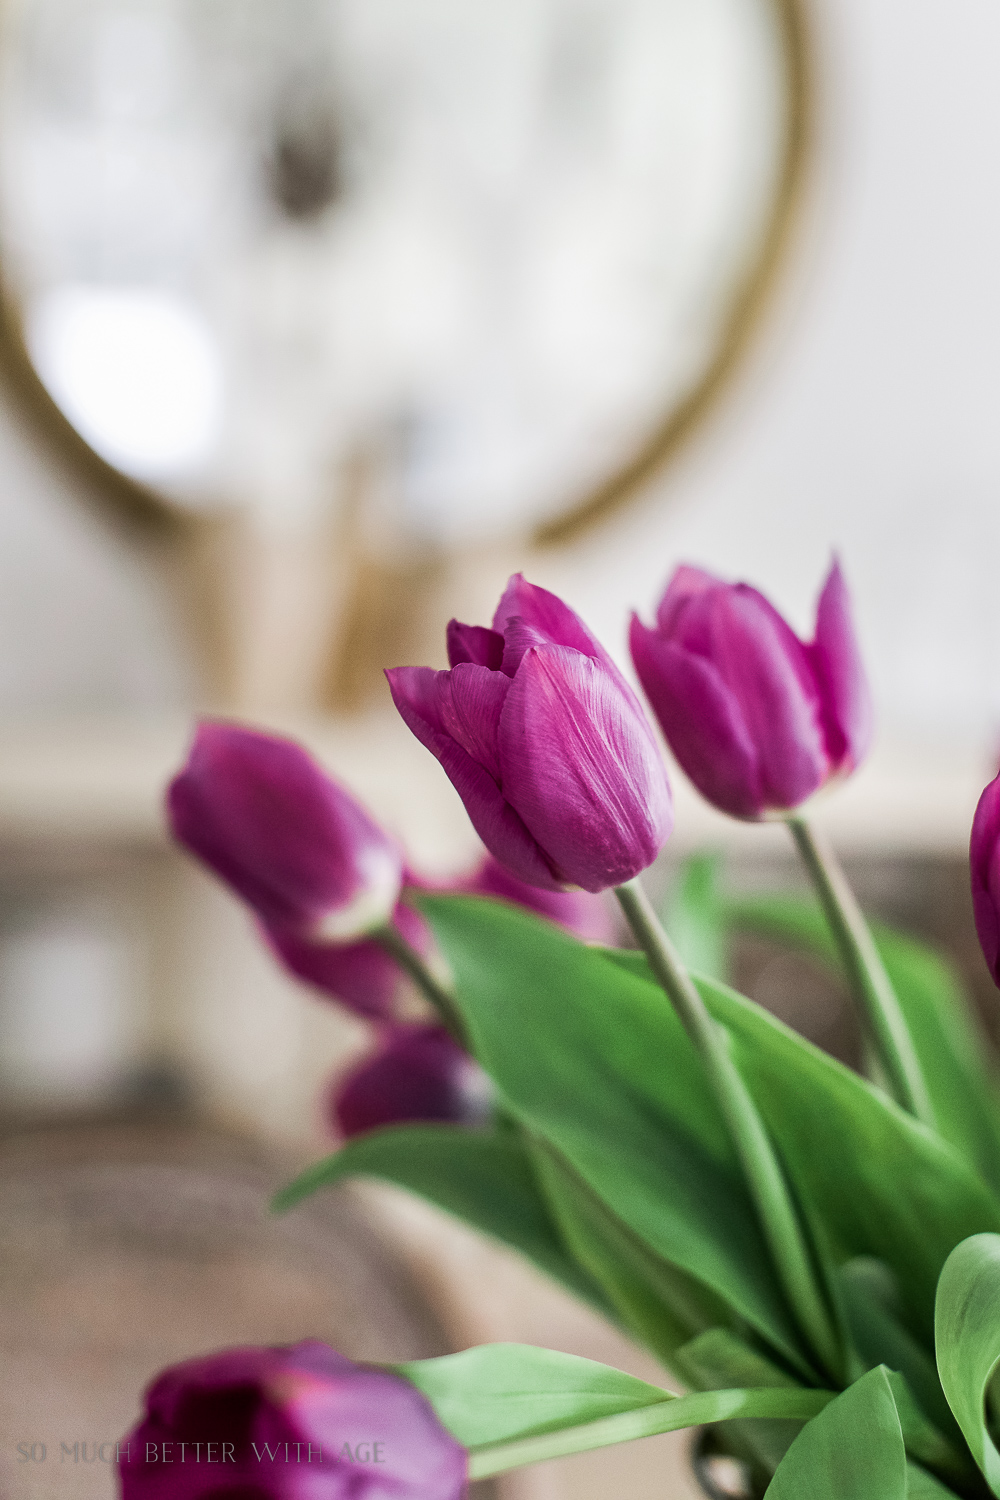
(0, 0), (794, 548)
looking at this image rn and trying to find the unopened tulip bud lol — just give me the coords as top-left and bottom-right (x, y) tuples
(167, 723), (402, 942)
(120, 1340), (467, 1499)
(332, 1024), (492, 1139)
(629, 559), (873, 820)
(971, 771), (1000, 987)
(387, 575), (672, 893)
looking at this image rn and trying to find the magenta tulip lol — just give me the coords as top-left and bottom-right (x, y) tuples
(119, 1340), (467, 1499)
(332, 1024), (492, 1139)
(387, 575), (672, 893)
(263, 901), (431, 1021)
(168, 723), (402, 941)
(629, 559), (873, 821)
(456, 855), (616, 944)
(971, 771), (1000, 987)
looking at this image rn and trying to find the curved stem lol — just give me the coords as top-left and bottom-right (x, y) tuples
(786, 816), (934, 1128)
(615, 877), (840, 1379)
(373, 920), (469, 1049)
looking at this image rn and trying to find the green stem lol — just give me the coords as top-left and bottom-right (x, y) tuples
(786, 816), (934, 1128)
(614, 877), (840, 1379)
(373, 920), (469, 1049)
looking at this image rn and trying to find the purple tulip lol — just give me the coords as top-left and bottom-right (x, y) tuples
(456, 854), (616, 944)
(386, 575), (673, 893)
(332, 1025), (492, 1139)
(971, 772), (1000, 987)
(263, 901), (432, 1021)
(119, 1340), (467, 1500)
(167, 723), (402, 941)
(629, 559), (873, 820)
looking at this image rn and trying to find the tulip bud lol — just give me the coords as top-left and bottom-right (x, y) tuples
(332, 1024), (492, 1139)
(263, 901), (431, 1020)
(629, 559), (873, 820)
(971, 772), (1000, 987)
(119, 1340), (467, 1500)
(167, 723), (402, 941)
(387, 575), (672, 893)
(457, 854), (616, 944)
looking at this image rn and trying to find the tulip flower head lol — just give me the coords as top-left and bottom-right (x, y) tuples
(629, 559), (873, 820)
(263, 901), (431, 1021)
(167, 723), (402, 942)
(119, 1340), (468, 1499)
(332, 1023), (492, 1139)
(387, 575), (673, 893)
(971, 771), (1000, 988)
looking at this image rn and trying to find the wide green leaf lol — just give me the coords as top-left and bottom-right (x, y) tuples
(676, 1326), (806, 1474)
(529, 1136), (730, 1366)
(272, 1123), (613, 1314)
(727, 891), (1000, 1190)
(419, 895), (812, 1373)
(605, 946), (1000, 1346)
(765, 1367), (907, 1500)
(396, 1342), (673, 1448)
(397, 1341), (832, 1479)
(935, 1232), (1000, 1495)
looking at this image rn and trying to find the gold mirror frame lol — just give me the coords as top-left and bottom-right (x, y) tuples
(0, 0), (808, 549)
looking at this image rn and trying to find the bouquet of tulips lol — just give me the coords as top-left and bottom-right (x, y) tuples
(123, 564), (1000, 1500)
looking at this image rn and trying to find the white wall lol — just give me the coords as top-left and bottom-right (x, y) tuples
(0, 0), (998, 761)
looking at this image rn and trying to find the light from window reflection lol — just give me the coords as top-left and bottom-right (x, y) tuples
(27, 285), (222, 483)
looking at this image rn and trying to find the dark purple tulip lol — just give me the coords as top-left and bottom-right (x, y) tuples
(263, 901), (431, 1021)
(971, 772), (1000, 987)
(332, 1025), (492, 1139)
(119, 1340), (467, 1500)
(167, 723), (402, 941)
(629, 559), (873, 820)
(386, 575), (673, 893)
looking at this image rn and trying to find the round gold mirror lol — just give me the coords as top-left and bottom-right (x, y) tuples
(0, 0), (806, 552)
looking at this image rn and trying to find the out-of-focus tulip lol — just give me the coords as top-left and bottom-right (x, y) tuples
(971, 772), (1000, 987)
(263, 901), (431, 1021)
(386, 575), (672, 893)
(119, 1340), (467, 1500)
(167, 723), (402, 941)
(457, 855), (616, 944)
(263, 853), (613, 1020)
(332, 1025), (492, 1139)
(629, 559), (873, 821)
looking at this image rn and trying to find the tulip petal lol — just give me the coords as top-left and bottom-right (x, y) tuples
(654, 564), (719, 635)
(971, 773), (1000, 987)
(630, 616), (764, 819)
(703, 586), (830, 810)
(387, 667), (562, 889)
(494, 573), (616, 675)
(466, 856), (616, 943)
(810, 557), (875, 773)
(166, 723), (401, 935)
(263, 902), (431, 1019)
(332, 1024), (491, 1138)
(446, 619), (505, 669)
(437, 663), (508, 782)
(498, 645), (672, 892)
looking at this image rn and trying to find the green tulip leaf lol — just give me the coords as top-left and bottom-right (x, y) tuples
(935, 1231), (1000, 1495)
(418, 894), (814, 1374)
(604, 946), (1000, 1346)
(529, 1135), (730, 1366)
(726, 891), (1000, 1191)
(397, 1341), (832, 1478)
(764, 1367), (907, 1500)
(675, 1326), (806, 1474)
(271, 1123), (613, 1314)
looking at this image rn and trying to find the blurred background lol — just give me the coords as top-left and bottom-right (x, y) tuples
(0, 0), (997, 1495)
